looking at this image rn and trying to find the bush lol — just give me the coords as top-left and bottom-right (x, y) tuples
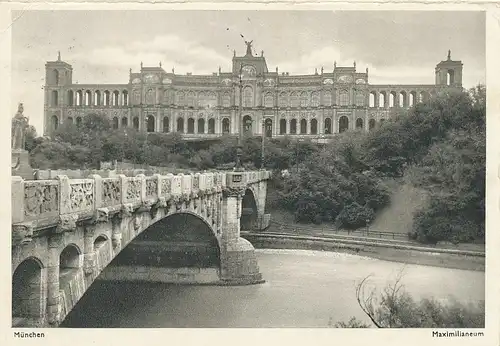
(335, 202), (374, 230)
(335, 271), (485, 328)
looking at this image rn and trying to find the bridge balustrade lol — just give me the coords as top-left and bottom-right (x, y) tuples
(12, 170), (272, 230)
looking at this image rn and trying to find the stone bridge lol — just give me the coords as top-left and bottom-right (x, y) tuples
(11, 170), (271, 328)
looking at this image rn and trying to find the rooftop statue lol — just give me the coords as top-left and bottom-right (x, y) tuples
(12, 103), (29, 151)
(245, 40), (253, 56)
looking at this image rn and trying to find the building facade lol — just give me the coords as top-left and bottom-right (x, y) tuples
(43, 44), (463, 139)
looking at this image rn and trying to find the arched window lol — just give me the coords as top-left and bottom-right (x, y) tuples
(264, 119), (273, 137)
(122, 91), (129, 106)
(290, 119), (297, 134)
(290, 92), (299, 107)
(187, 118), (195, 134)
(355, 118), (364, 130)
(355, 92), (365, 106)
(104, 91), (111, 106)
(264, 93), (274, 108)
(177, 117), (184, 132)
(379, 92), (386, 108)
(76, 117), (82, 127)
(279, 92), (288, 107)
(339, 90), (349, 106)
(76, 90), (83, 106)
(94, 90), (101, 106)
(300, 119), (307, 134)
(222, 118), (230, 134)
(52, 69), (59, 84)
(51, 115), (59, 130)
(418, 91), (427, 103)
(279, 119), (287, 134)
(163, 117), (169, 133)
(146, 115), (155, 132)
(112, 117), (119, 129)
(121, 117), (128, 128)
(369, 119), (376, 131)
(187, 92), (195, 107)
(300, 92), (308, 107)
(447, 70), (454, 85)
(208, 118), (215, 134)
(323, 91), (332, 106)
(310, 119), (318, 134)
(243, 87), (253, 107)
(243, 115), (252, 135)
(369, 92), (376, 108)
(324, 118), (332, 134)
(177, 91), (185, 105)
(409, 91), (416, 107)
(198, 118), (205, 134)
(311, 92), (320, 107)
(51, 90), (58, 107)
(146, 89), (155, 105)
(67, 90), (74, 106)
(399, 91), (407, 108)
(389, 92), (396, 108)
(339, 116), (349, 133)
(85, 90), (91, 106)
(222, 93), (231, 108)
(67, 117), (73, 125)
(133, 116), (139, 130)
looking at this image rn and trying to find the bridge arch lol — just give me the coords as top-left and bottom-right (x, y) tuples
(12, 257), (45, 324)
(241, 188), (258, 231)
(113, 211), (221, 271)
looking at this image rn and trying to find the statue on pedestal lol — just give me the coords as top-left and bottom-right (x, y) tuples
(11, 103), (29, 151)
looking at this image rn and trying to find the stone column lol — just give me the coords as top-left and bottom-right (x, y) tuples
(46, 233), (63, 326)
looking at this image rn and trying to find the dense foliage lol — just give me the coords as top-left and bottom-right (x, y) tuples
(26, 85), (485, 244)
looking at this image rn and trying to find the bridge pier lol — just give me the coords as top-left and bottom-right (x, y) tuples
(219, 172), (263, 285)
(47, 234), (62, 326)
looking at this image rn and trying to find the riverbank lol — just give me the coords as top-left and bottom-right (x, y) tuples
(241, 232), (485, 272)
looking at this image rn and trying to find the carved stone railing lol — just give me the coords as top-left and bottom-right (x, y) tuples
(11, 170), (271, 232)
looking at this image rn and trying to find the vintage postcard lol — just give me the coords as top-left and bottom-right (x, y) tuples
(1, 2), (498, 346)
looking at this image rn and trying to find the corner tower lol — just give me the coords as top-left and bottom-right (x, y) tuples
(44, 52), (73, 136)
(435, 50), (463, 88)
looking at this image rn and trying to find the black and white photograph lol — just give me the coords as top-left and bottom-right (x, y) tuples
(5, 5), (494, 343)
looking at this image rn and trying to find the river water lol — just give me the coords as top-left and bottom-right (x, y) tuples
(61, 249), (484, 328)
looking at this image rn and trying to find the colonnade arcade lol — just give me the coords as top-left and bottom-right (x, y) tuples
(368, 89), (433, 108)
(99, 112), (388, 137)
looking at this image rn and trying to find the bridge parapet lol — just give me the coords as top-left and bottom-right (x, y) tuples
(12, 170), (271, 237)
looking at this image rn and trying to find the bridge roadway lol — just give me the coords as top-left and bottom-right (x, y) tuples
(11, 169), (271, 328)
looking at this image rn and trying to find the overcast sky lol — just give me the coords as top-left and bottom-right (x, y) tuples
(11, 10), (485, 134)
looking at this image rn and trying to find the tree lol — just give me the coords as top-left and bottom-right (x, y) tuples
(336, 270), (485, 328)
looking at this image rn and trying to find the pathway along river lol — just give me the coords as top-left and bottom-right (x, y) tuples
(61, 249), (484, 328)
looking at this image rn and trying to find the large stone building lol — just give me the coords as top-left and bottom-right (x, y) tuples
(44, 43), (463, 139)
